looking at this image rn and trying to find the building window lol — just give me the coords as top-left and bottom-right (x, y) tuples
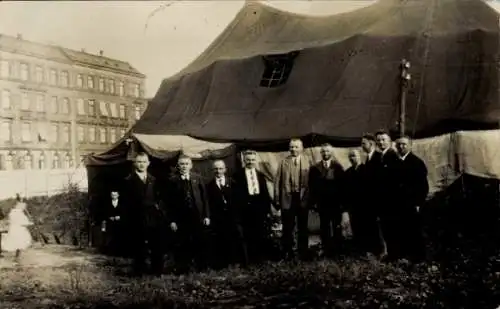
(52, 152), (60, 169)
(50, 123), (59, 142)
(37, 122), (48, 142)
(132, 84), (140, 98)
(77, 125), (85, 142)
(109, 102), (118, 118)
(119, 104), (126, 119)
(99, 101), (109, 117)
(120, 128), (126, 137)
(0, 121), (12, 142)
(21, 122), (31, 142)
(36, 94), (45, 112)
(60, 71), (69, 87)
(76, 98), (85, 115)
(21, 92), (30, 110)
(62, 124), (70, 144)
(20, 63), (29, 81)
(110, 128), (117, 143)
(37, 152), (45, 169)
(77, 74), (84, 88)
(0, 60), (10, 78)
(99, 78), (105, 92)
(134, 105), (141, 120)
(50, 96), (58, 113)
(99, 128), (107, 143)
(88, 127), (96, 143)
(3, 153), (13, 170)
(109, 80), (115, 94)
(118, 82), (124, 96)
(260, 52), (298, 88)
(35, 66), (44, 83)
(1, 90), (11, 109)
(49, 69), (57, 85)
(88, 99), (96, 116)
(61, 97), (70, 114)
(24, 152), (32, 170)
(63, 153), (71, 169)
(87, 76), (94, 89)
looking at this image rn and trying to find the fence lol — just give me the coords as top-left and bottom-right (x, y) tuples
(0, 168), (88, 200)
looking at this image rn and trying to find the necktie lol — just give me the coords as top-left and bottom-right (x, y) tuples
(251, 170), (258, 195)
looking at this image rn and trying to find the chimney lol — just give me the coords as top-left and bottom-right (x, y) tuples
(16, 33), (23, 40)
(99, 50), (104, 56)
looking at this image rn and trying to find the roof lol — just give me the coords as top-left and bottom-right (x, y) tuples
(135, 0), (500, 145)
(0, 34), (145, 77)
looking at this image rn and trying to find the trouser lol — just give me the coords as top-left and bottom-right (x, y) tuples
(380, 206), (424, 261)
(281, 193), (309, 258)
(132, 227), (164, 274)
(240, 197), (270, 265)
(103, 221), (125, 256)
(350, 209), (383, 255)
(318, 206), (343, 256)
(171, 222), (210, 273)
(212, 222), (245, 269)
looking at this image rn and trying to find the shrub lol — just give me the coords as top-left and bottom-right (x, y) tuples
(0, 184), (89, 246)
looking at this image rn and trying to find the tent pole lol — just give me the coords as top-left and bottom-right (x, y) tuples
(400, 59), (411, 137)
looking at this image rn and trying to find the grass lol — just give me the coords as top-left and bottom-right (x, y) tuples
(2, 232), (500, 309)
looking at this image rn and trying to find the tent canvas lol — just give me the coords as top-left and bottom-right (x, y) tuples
(88, 0), (500, 198)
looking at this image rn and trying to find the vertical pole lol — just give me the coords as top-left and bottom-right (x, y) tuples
(400, 59), (411, 137)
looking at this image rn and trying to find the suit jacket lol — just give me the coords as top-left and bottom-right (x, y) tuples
(342, 165), (364, 212)
(274, 155), (312, 209)
(166, 173), (210, 225)
(122, 172), (163, 230)
(308, 159), (345, 210)
(99, 198), (126, 223)
(394, 152), (429, 208)
(207, 176), (237, 228)
(232, 168), (273, 218)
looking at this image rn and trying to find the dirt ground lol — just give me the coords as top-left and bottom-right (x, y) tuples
(0, 244), (108, 269)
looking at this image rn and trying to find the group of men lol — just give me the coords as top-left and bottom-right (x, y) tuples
(97, 130), (429, 276)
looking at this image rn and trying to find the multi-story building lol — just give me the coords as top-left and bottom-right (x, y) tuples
(0, 34), (147, 170)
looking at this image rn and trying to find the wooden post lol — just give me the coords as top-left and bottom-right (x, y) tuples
(400, 59), (411, 137)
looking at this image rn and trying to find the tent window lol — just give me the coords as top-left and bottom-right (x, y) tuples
(259, 51), (299, 88)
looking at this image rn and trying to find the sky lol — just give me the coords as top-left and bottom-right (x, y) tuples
(0, 1), (499, 98)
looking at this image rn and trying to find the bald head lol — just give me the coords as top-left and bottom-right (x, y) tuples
(348, 149), (361, 167)
(212, 160), (227, 177)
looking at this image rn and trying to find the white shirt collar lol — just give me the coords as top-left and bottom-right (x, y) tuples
(111, 199), (118, 206)
(400, 152), (410, 160)
(216, 175), (225, 183)
(381, 148), (390, 156)
(135, 171), (147, 180)
(322, 159), (331, 167)
(367, 150), (375, 160)
(181, 174), (190, 180)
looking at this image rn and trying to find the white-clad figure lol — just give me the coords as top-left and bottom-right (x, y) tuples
(3, 197), (33, 262)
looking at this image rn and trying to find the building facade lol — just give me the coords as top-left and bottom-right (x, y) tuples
(0, 34), (147, 170)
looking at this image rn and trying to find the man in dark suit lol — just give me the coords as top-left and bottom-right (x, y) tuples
(274, 138), (312, 260)
(308, 143), (346, 258)
(121, 152), (164, 275)
(393, 136), (429, 262)
(372, 130), (403, 260)
(166, 154), (211, 274)
(99, 190), (126, 256)
(206, 159), (242, 269)
(232, 150), (275, 265)
(358, 133), (385, 257)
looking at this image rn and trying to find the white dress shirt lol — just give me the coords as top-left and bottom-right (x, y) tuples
(216, 176), (226, 188)
(111, 199), (118, 208)
(245, 168), (260, 195)
(136, 171), (147, 182)
(181, 174), (190, 181)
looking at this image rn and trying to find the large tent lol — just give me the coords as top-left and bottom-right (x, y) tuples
(88, 0), (500, 200)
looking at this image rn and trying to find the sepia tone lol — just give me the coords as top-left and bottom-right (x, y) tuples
(2, 1), (500, 309)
